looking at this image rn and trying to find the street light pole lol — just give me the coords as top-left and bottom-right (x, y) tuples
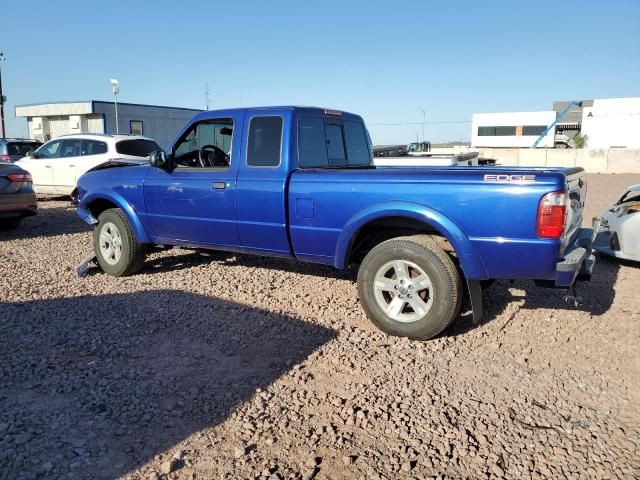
(418, 107), (426, 142)
(110, 79), (119, 134)
(0, 53), (6, 138)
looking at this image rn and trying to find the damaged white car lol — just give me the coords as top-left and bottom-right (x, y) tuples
(593, 184), (640, 261)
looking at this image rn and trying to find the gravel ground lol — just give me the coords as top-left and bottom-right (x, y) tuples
(1, 173), (639, 480)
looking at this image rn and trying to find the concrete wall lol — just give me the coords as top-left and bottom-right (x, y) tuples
(475, 147), (640, 173)
(471, 111), (557, 148)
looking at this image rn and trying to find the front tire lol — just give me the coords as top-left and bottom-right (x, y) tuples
(357, 235), (461, 340)
(93, 208), (146, 276)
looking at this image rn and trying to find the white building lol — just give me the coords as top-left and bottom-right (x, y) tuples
(471, 97), (640, 149)
(471, 111), (557, 148)
(581, 97), (640, 148)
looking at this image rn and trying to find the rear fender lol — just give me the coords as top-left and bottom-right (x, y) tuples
(78, 191), (151, 244)
(335, 201), (487, 279)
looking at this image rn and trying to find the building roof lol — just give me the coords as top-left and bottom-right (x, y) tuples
(15, 100), (202, 117)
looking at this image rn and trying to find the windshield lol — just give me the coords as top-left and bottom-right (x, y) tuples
(618, 189), (640, 205)
(115, 139), (160, 157)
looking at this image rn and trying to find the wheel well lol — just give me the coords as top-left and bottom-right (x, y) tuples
(87, 199), (118, 219)
(347, 217), (455, 266)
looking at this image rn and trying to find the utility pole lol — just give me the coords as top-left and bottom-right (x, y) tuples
(110, 79), (120, 134)
(205, 83), (211, 111)
(418, 107), (426, 142)
(0, 53), (6, 138)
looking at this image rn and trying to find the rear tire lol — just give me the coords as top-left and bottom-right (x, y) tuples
(93, 208), (146, 276)
(357, 235), (462, 340)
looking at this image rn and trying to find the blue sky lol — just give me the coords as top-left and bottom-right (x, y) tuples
(2, 0), (639, 144)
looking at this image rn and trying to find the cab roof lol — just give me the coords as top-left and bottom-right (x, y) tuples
(191, 106), (365, 123)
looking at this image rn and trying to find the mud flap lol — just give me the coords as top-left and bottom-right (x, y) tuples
(467, 279), (483, 325)
(76, 254), (97, 278)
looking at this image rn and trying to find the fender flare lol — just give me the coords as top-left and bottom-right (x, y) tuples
(333, 201), (487, 279)
(77, 190), (151, 244)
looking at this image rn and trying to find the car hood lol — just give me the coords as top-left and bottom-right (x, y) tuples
(85, 158), (148, 174)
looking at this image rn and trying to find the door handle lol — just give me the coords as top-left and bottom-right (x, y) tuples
(212, 182), (226, 190)
(69, 165), (76, 168)
(45, 165), (52, 168)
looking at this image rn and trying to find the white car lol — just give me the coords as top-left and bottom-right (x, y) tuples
(16, 134), (160, 195)
(593, 184), (640, 261)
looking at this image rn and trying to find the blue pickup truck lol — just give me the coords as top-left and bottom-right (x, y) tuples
(75, 106), (594, 340)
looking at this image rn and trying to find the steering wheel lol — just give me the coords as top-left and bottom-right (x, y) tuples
(198, 145), (230, 168)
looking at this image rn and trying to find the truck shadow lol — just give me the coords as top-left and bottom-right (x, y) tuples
(142, 250), (355, 282)
(1, 204), (89, 240)
(0, 291), (336, 479)
(444, 255), (621, 337)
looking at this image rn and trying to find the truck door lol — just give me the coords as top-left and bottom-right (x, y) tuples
(143, 112), (242, 247)
(236, 110), (292, 256)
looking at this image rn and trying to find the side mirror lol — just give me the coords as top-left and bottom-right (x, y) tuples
(148, 150), (167, 169)
(27, 150), (36, 158)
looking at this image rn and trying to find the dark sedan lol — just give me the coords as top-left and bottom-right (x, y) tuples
(0, 163), (37, 229)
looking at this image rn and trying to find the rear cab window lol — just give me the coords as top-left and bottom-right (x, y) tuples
(298, 114), (372, 168)
(116, 139), (161, 157)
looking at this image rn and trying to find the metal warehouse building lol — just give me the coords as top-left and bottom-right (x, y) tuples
(15, 101), (202, 147)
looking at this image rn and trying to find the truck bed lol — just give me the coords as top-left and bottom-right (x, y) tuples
(288, 166), (586, 281)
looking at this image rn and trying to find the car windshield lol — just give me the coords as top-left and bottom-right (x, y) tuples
(619, 190), (640, 204)
(7, 142), (41, 156)
(115, 139), (160, 157)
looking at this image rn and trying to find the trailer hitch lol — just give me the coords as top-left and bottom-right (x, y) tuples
(563, 284), (584, 307)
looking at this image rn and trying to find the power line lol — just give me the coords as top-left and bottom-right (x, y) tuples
(368, 120), (472, 126)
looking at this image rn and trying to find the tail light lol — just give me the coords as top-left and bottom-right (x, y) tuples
(0, 154), (10, 162)
(7, 173), (33, 183)
(537, 191), (567, 238)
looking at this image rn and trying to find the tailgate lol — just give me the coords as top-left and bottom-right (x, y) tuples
(563, 167), (586, 249)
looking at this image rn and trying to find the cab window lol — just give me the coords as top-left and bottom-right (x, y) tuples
(247, 116), (282, 167)
(82, 140), (108, 156)
(173, 118), (233, 168)
(60, 139), (83, 158)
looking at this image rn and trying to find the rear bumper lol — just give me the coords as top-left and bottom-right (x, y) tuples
(554, 228), (595, 286)
(0, 192), (38, 218)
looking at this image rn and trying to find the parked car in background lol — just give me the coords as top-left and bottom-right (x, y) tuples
(75, 106), (594, 340)
(0, 162), (37, 229)
(593, 184), (640, 262)
(16, 134), (160, 195)
(0, 138), (42, 163)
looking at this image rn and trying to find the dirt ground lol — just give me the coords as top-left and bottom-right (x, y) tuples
(1, 173), (639, 480)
